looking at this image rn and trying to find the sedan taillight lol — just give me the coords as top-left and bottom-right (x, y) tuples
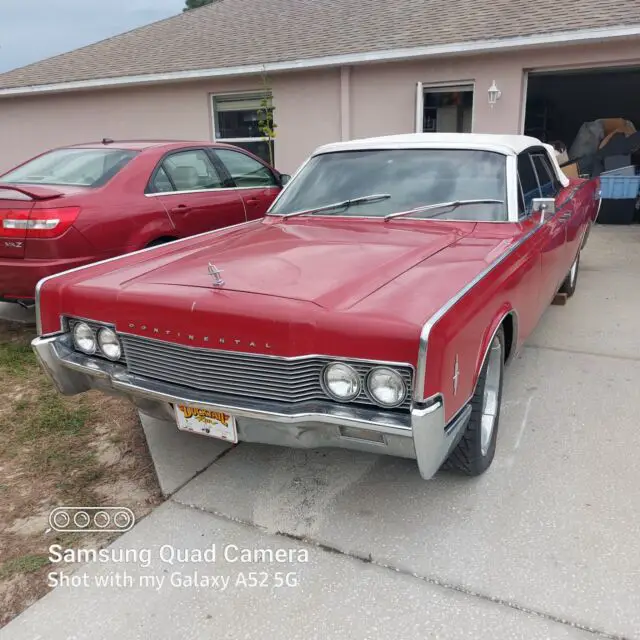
(0, 207), (81, 239)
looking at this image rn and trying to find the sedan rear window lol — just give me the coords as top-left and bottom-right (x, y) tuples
(270, 149), (507, 221)
(0, 148), (138, 188)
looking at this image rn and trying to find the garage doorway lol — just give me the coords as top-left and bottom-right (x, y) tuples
(524, 65), (640, 225)
(524, 66), (640, 147)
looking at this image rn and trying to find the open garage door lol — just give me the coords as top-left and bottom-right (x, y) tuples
(524, 66), (640, 224)
(524, 66), (640, 148)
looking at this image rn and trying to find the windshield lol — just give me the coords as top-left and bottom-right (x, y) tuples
(270, 149), (508, 221)
(0, 148), (139, 188)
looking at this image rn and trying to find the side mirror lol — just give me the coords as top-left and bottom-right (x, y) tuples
(531, 197), (556, 222)
(280, 174), (291, 186)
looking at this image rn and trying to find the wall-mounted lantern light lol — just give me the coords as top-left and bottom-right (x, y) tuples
(488, 80), (502, 108)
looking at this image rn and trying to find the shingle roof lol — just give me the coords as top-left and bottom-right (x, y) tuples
(0, 0), (637, 90)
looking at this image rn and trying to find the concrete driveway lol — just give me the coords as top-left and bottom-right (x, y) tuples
(0, 302), (35, 324)
(4, 225), (640, 639)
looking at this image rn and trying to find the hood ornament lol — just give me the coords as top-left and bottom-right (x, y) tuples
(208, 263), (225, 287)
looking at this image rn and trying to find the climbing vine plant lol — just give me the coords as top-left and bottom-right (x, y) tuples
(257, 69), (277, 166)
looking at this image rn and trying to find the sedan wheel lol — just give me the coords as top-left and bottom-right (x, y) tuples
(443, 326), (505, 476)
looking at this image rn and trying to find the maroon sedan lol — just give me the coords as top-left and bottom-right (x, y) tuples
(0, 140), (286, 304)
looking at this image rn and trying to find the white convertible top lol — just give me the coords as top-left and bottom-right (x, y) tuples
(313, 133), (570, 188)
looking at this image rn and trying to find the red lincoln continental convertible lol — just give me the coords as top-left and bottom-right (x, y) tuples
(31, 134), (600, 479)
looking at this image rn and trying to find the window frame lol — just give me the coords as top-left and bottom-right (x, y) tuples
(270, 147), (511, 222)
(516, 150), (543, 219)
(145, 146), (228, 195)
(416, 81), (476, 134)
(530, 151), (561, 198)
(211, 147), (279, 189)
(211, 91), (275, 164)
(516, 146), (562, 219)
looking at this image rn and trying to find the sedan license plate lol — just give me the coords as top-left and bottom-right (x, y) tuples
(174, 404), (238, 443)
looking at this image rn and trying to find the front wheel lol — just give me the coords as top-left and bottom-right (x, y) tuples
(443, 327), (505, 476)
(559, 251), (580, 297)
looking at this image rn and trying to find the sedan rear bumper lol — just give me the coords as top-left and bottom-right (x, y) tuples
(0, 256), (94, 300)
(32, 333), (470, 479)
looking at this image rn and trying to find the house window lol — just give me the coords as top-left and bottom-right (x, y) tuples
(212, 93), (275, 165)
(421, 85), (474, 133)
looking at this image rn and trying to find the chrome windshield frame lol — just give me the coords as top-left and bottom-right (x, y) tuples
(267, 146), (520, 223)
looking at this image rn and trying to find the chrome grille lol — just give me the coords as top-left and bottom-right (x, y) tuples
(120, 334), (413, 410)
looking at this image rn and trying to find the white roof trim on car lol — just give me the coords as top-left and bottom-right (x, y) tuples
(1, 24), (639, 97)
(313, 134), (546, 155)
(312, 133), (571, 188)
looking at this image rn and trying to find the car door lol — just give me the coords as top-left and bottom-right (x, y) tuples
(530, 150), (580, 278)
(517, 150), (567, 308)
(211, 148), (281, 221)
(149, 148), (246, 237)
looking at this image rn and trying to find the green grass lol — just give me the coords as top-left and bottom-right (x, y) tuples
(0, 554), (50, 580)
(6, 392), (92, 444)
(0, 342), (36, 377)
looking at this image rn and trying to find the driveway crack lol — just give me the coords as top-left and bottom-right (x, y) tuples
(169, 498), (631, 640)
(525, 344), (640, 363)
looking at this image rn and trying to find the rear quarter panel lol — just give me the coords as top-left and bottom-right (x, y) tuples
(72, 151), (176, 254)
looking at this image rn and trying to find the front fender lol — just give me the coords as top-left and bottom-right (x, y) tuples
(475, 306), (517, 381)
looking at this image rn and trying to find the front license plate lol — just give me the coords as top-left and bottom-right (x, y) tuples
(174, 404), (238, 443)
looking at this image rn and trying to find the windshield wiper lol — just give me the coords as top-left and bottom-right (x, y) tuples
(384, 199), (505, 221)
(282, 194), (391, 219)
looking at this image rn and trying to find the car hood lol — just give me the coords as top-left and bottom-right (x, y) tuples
(116, 217), (475, 311)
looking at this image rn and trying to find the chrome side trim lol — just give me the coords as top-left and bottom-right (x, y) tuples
(413, 224), (541, 402)
(144, 185), (278, 197)
(34, 219), (257, 336)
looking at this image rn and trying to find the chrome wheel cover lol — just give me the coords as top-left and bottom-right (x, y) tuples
(480, 338), (502, 456)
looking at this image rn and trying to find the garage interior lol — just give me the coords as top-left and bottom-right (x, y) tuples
(524, 66), (640, 224)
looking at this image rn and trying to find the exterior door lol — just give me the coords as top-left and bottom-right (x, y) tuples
(517, 150), (566, 309)
(151, 148), (246, 237)
(212, 148), (281, 220)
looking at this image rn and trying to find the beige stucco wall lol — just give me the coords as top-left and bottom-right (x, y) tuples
(0, 39), (639, 175)
(0, 69), (341, 175)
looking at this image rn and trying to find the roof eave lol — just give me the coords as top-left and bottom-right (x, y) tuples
(1, 24), (639, 98)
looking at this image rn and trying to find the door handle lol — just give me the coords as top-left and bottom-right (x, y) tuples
(559, 213), (571, 220)
(245, 198), (260, 206)
(170, 204), (191, 213)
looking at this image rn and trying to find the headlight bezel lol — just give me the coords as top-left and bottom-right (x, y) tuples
(321, 362), (362, 402)
(72, 321), (97, 355)
(68, 318), (122, 362)
(97, 327), (122, 361)
(365, 366), (407, 409)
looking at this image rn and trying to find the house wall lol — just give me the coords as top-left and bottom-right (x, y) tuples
(0, 39), (639, 175)
(350, 39), (640, 141)
(0, 69), (341, 175)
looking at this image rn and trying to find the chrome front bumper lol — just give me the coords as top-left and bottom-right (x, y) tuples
(32, 334), (470, 479)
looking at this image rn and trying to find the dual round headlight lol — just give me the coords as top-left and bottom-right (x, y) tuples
(322, 363), (407, 408)
(72, 322), (121, 361)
